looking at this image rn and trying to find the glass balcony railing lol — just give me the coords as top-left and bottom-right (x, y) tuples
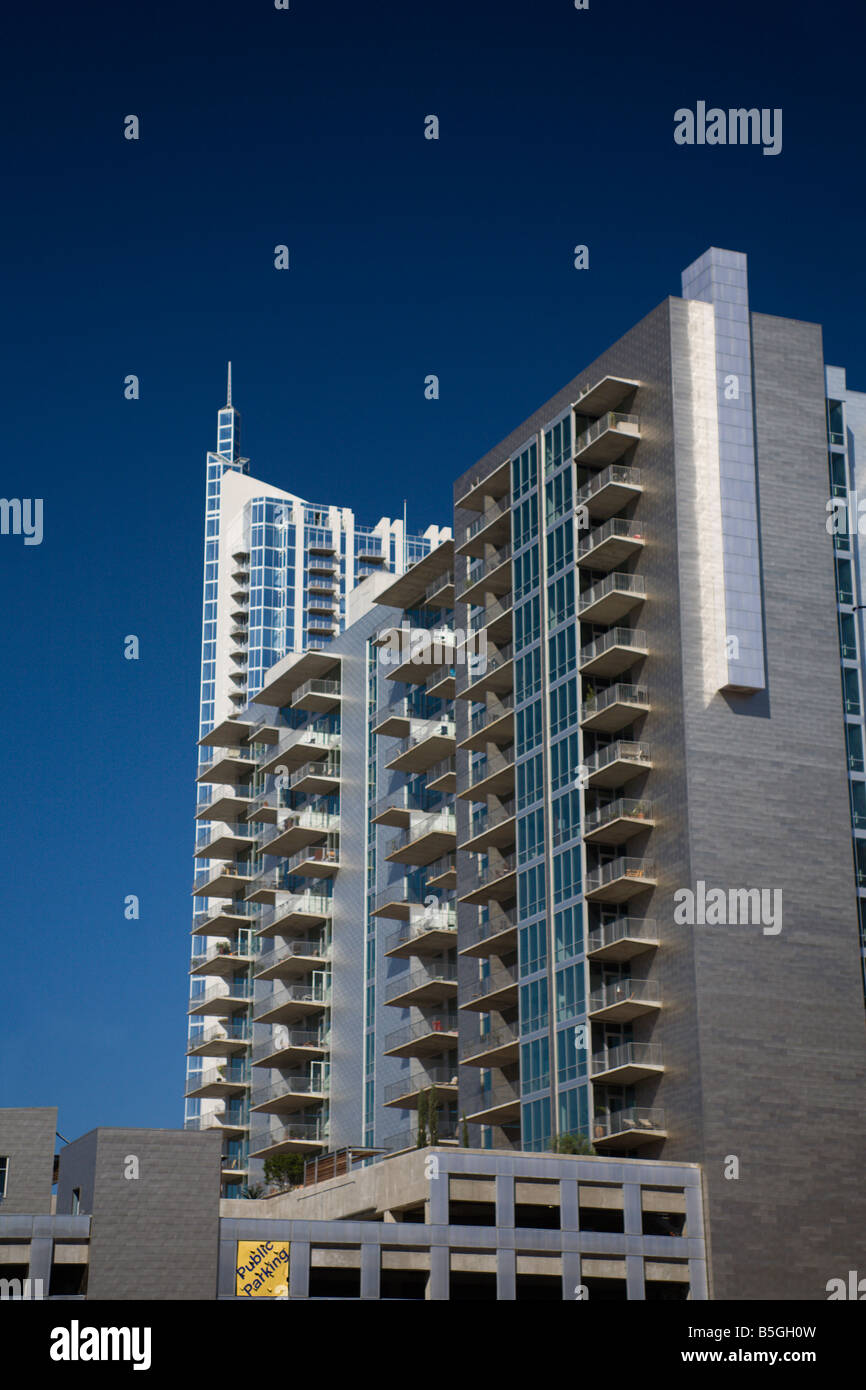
(575, 463), (642, 506)
(591, 1042), (663, 1076)
(579, 572), (646, 615)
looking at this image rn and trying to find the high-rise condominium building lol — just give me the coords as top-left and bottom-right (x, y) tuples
(183, 254), (866, 1300)
(185, 373), (450, 1183)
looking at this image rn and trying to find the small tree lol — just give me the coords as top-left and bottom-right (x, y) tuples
(263, 1154), (305, 1190)
(242, 1183), (265, 1199)
(551, 1132), (595, 1156)
(417, 1088), (428, 1148)
(427, 1085), (439, 1146)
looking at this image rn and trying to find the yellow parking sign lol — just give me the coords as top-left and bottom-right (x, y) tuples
(236, 1240), (290, 1297)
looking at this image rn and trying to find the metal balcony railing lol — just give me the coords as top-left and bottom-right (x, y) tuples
(586, 917), (657, 953)
(584, 798), (653, 835)
(384, 1016), (459, 1051)
(592, 1106), (665, 1138)
(577, 518), (646, 560)
(384, 1067), (458, 1105)
(589, 978), (661, 1011)
(591, 1042), (663, 1076)
(585, 858), (656, 892)
(575, 464), (642, 506)
(579, 572), (646, 614)
(585, 740), (651, 775)
(574, 411), (640, 455)
(581, 683), (648, 721)
(384, 965), (457, 1005)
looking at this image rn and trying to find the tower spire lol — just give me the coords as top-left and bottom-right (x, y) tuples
(226, 361), (232, 408)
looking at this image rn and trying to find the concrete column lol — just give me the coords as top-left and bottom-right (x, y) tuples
(497, 1246), (516, 1300)
(428, 1243), (449, 1300)
(561, 1251), (583, 1300)
(495, 1174), (514, 1229)
(559, 1178), (579, 1231)
(28, 1237), (52, 1298)
(626, 1253), (645, 1300)
(289, 1241), (310, 1299)
(623, 1181), (643, 1236)
(360, 1242), (379, 1299)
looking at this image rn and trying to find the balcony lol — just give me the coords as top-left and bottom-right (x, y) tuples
(459, 964), (518, 1012)
(574, 375), (640, 419)
(199, 713), (255, 749)
(385, 720), (456, 774)
(252, 1029), (329, 1069)
(459, 907), (517, 958)
(384, 907), (457, 959)
(190, 944), (255, 979)
(384, 965), (458, 1008)
(188, 980), (253, 1016)
(575, 464), (643, 521)
(469, 595), (513, 644)
(185, 1062), (250, 1100)
(372, 540), (454, 610)
(585, 740), (652, 789)
(455, 457), (510, 514)
(461, 797), (516, 854)
(426, 756), (457, 793)
(194, 825), (255, 861)
(381, 629), (458, 684)
(372, 882), (429, 921)
(591, 1042), (664, 1084)
(426, 852), (457, 890)
(577, 519), (646, 573)
(196, 747), (256, 786)
(383, 1016), (459, 1059)
(458, 543), (512, 606)
(457, 496), (511, 557)
(585, 856), (657, 903)
(381, 1120), (459, 1155)
(257, 892), (332, 938)
(192, 862), (255, 899)
(573, 411), (640, 466)
(459, 693), (514, 752)
(579, 626), (648, 679)
(192, 902), (259, 936)
(588, 977), (662, 1023)
(247, 843), (340, 901)
(385, 811), (457, 866)
(250, 1073), (329, 1115)
(285, 757), (341, 796)
(459, 747), (515, 801)
(592, 1106), (666, 1150)
(258, 729), (340, 777)
(254, 981), (331, 1025)
(462, 1021), (520, 1068)
(383, 1066), (459, 1109)
(184, 1110), (249, 1137)
(254, 939), (331, 980)
(250, 1121), (327, 1158)
(372, 696), (416, 739)
(465, 1079), (521, 1126)
(457, 644), (514, 702)
(580, 683), (649, 734)
(584, 798), (654, 846)
(290, 679), (341, 713)
(372, 784), (446, 829)
(187, 1021), (251, 1058)
(258, 810), (339, 860)
(459, 851), (517, 905)
(586, 917), (659, 962)
(579, 573), (646, 626)
(195, 791), (251, 823)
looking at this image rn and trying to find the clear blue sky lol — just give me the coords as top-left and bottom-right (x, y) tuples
(1, 0), (863, 1138)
